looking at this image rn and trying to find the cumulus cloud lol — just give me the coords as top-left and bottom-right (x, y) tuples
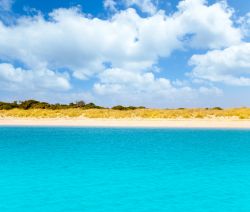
(0, 63), (70, 92)
(0, 0), (241, 78)
(0, 0), (245, 106)
(104, 0), (158, 15)
(189, 43), (250, 86)
(93, 68), (222, 107)
(104, 0), (117, 12)
(239, 12), (250, 37)
(123, 0), (157, 15)
(176, 0), (241, 49)
(0, 0), (13, 11)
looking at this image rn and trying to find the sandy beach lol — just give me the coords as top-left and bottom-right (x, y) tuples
(0, 117), (250, 128)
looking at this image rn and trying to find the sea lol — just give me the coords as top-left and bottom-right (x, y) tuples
(0, 127), (250, 212)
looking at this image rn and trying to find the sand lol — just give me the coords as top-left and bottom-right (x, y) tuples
(0, 117), (250, 128)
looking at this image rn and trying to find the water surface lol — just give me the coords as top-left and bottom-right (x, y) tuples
(0, 127), (250, 211)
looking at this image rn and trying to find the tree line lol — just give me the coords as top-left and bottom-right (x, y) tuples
(0, 100), (102, 110)
(0, 100), (146, 110)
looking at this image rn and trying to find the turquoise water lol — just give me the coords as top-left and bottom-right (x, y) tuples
(0, 127), (250, 211)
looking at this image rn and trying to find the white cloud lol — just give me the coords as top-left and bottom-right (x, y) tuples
(176, 0), (241, 49)
(0, 0), (241, 79)
(105, 0), (159, 15)
(95, 68), (173, 92)
(0, 7), (184, 77)
(199, 86), (223, 96)
(123, 0), (157, 15)
(189, 43), (250, 86)
(0, 0), (245, 106)
(104, 0), (117, 12)
(0, 63), (70, 91)
(93, 68), (221, 107)
(0, 0), (13, 11)
(238, 12), (250, 37)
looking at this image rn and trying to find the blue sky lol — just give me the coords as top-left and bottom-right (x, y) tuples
(9, 0), (250, 16)
(0, 0), (250, 107)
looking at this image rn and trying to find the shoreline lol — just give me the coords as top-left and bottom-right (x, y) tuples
(0, 118), (250, 128)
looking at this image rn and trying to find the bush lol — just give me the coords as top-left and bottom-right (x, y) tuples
(19, 100), (40, 110)
(112, 105), (128, 110)
(112, 105), (146, 110)
(0, 102), (18, 110)
(0, 100), (105, 110)
(212, 107), (223, 110)
(84, 103), (103, 109)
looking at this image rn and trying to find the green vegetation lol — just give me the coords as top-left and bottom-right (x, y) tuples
(0, 100), (250, 119)
(112, 105), (146, 110)
(0, 100), (146, 111)
(211, 107), (223, 110)
(0, 100), (103, 110)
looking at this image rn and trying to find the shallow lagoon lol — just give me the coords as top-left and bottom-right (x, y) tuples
(0, 127), (250, 211)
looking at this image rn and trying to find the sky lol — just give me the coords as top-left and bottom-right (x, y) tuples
(0, 0), (250, 108)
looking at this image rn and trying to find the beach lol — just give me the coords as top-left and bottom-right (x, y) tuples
(0, 117), (250, 128)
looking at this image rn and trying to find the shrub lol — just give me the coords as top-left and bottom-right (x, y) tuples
(112, 105), (128, 110)
(212, 107), (223, 110)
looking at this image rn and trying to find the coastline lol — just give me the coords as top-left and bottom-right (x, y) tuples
(0, 117), (250, 128)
